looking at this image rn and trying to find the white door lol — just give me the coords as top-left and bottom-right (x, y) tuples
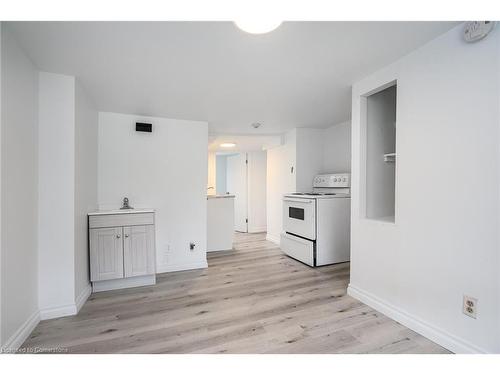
(90, 227), (124, 281)
(123, 225), (156, 277)
(226, 153), (248, 232)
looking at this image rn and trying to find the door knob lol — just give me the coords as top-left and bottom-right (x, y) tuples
(116, 234), (121, 239)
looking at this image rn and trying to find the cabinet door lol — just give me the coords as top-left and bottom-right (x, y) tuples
(123, 225), (155, 278)
(90, 227), (124, 281)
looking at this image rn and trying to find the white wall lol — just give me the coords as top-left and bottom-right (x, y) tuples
(247, 151), (267, 233)
(215, 155), (227, 195)
(38, 72), (76, 317)
(323, 121), (351, 173)
(1, 26), (39, 348)
(295, 128), (324, 192)
(349, 24), (500, 353)
(98, 112), (208, 273)
(74, 81), (97, 303)
(0, 22), (2, 345)
(37, 73), (96, 320)
(266, 131), (297, 243)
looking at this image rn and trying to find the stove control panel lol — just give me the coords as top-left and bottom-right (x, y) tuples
(313, 173), (350, 188)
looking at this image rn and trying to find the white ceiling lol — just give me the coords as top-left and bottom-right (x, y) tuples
(208, 134), (282, 152)
(7, 21), (457, 134)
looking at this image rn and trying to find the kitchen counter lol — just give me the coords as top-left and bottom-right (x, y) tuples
(207, 195), (235, 199)
(88, 208), (155, 216)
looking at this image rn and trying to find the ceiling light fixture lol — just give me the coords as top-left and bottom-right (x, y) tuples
(251, 122), (261, 129)
(220, 143), (236, 148)
(234, 20), (282, 34)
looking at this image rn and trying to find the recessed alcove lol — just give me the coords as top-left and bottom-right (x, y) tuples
(363, 83), (397, 222)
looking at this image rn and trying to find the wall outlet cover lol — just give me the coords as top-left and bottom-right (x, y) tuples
(463, 295), (478, 319)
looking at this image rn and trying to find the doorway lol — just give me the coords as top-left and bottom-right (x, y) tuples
(217, 151), (267, 233)
(226, 153), (248, 232)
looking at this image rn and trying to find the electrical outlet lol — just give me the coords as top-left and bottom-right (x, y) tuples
(463, 295), (477, 319)
(189, 242), (196, 251)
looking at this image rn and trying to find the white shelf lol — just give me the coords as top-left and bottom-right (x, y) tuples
(383, 153), (396, 162)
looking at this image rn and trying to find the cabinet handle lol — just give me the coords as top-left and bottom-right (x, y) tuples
(116, 234), (121, 239)
(125, 234), (129, 238)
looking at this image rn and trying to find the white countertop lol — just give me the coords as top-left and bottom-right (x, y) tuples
(88, 208), (155, 216)
(207, 195), (235, 199)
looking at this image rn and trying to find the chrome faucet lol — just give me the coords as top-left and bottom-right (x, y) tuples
(120, 197), (133, 210)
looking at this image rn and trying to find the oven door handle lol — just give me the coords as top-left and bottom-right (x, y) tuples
(283, 198), (314, 204)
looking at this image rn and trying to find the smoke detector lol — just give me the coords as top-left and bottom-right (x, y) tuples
(251, 122), (262, 129)
(463, 21), (495, 43)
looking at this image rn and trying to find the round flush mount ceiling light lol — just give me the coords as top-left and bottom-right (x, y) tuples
(234, 20), (282, 34)
(220, 143), (236, 148)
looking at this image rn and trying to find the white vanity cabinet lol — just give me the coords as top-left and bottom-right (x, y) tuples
(90, 227), (124, 281)
(88, 209), (156, 292)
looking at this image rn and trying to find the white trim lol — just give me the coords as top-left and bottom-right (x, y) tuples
(266, 233), (280, 245)
(39, 284), (91, 320)
(156, 260), (208, 274)
(1, 310), (40, 351)
(347, 284), (489, 354)
(39, 304), (77, 321)
(75, 283), (92, 312)
(207, 247), (232, 253)
(92, 274), (156, 293)
(248, 226), (267, 233)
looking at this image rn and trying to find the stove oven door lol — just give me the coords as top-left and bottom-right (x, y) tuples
(282, 197), (316, 240)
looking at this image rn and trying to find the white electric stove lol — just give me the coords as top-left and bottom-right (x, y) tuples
(280, 173), (351, 267)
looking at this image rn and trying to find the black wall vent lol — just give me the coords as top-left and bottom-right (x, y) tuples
(136, 122), (152, 132)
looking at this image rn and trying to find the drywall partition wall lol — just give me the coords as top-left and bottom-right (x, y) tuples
(1, 27), (39, 349)
(74, 81), (97, 306)
(0, 23), (2, 345)
(38, 73), (96, 320)
(323, 121), (351, 173)
(247, 151), (267, 233)
(266, 130), (297, 244)
(295, 128), (324, 192)
(365, 85), (396, 221)
(349, 24), (500, 353)
(38, 72), (76, 319)
(0, 22), (2, 347)
(215, 154), (227, 195)
(98, 112), (208, 273)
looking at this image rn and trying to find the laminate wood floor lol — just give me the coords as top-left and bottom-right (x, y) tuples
(22, 232), (450, 354)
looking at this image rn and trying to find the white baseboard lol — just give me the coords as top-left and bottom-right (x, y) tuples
(40, 284), (92, 320)
(347, 284), (489, 354)
(1, 310), (40, 351)
(266, 233), (280, 245)
(2, 286), (92, 350)
(157, 260), (208, 274)
(248, 226), (267, 233)
(207, 247), (232, 253)
(75, 283), (92, 312)
(39, 303), (77, 320)
(92, 274), (156, 293)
